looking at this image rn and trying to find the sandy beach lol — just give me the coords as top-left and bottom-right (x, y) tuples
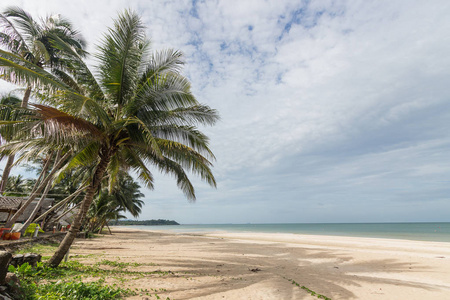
(68, 227), (450, 299)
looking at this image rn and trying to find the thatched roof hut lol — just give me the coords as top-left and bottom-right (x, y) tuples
(0, 196), (54, 224)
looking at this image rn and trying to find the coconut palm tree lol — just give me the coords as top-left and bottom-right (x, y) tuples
(3, 174), (27, 196)
(85, 175), (144, 235)
(86, 194), (127, 234)
(105, 172), (144, 217)
(0, 6), (85, 193)
(0, 10), (218, 267)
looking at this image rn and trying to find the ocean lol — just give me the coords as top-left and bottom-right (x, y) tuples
(119, 222), (450, 243)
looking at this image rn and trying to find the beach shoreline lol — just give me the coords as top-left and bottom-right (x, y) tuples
(70, 227), (450, 299)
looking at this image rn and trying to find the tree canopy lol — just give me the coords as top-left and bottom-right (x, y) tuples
(0, 8), (218, 267)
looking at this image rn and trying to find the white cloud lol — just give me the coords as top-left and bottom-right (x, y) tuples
(1, 0), (449, 223)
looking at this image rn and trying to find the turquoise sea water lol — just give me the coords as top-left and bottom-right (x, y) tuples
(118, 222), (450, 243)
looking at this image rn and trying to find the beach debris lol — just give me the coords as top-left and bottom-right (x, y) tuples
(249, 267), (261, 272)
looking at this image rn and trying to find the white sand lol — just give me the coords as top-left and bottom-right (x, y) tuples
(69, 228), (450, 299)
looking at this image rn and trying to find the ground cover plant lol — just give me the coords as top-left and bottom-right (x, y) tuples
(10, 243), (173, 299)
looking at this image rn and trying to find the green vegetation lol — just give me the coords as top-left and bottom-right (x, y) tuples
(87, 173), (145, 234)
(0, 5), (216, 299)
(8, 262), (136, 299)
(287, 278), (332, 300)
(0, 6), (218, 267)
(15, 243), (60, 255)
(111, 219), (180, 226)
(8, 255), (172, 299)
(8, 240), (172, 299)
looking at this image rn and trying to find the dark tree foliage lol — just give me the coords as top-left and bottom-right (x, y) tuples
(110, 219), (180, 226)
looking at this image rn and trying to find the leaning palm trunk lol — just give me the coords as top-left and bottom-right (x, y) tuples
(98, 221), (105, 234)
(0, 86), (32, 194)
(0, 155), (15, 194)
(19, 179), (52, 235)
(52, 202), (80, 223)
(6, 151), (70, 228)
(105, 222), (112, 235)
(19, 150), (62, 234)
(48, 151), (111, 267)
(98, 219), (113, 235)
(35, 186), (85, 227)
(3, 10), (218, 267)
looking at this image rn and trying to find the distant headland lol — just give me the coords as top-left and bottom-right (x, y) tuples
(111, 219), (180, 226)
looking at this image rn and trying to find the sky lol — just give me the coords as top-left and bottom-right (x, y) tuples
(0, 0), (449, 224)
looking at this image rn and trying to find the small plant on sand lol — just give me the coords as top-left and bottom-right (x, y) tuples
(96, 259), (142, 269)
(287, 278), (332, 300)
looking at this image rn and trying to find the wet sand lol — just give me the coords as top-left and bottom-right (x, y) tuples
(69, 227), (450, 299)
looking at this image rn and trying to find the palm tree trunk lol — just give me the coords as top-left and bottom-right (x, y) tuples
(48, 150), (111, 267)
(0, 155), (15, 194)
(19, 151), (61, 234)
(0, 86), (32, 194)
(19, 180), (52, 235)
(52, 202), (80, 223)
(105, 222), (112, 235)
(98, 222), (104, 234)
(5, 151), (70, 228)
(34, 186), (85, 224)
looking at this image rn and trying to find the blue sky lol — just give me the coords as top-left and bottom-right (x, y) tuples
(1, 0), (449, 224)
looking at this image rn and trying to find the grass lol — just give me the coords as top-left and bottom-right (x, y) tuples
(286, 278), (332, 300)
(8, 262), (136, 299)
(15, 242), (60, 255)
(10, 242), (173, 299)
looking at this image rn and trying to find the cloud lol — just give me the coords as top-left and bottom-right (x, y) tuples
(0, 0), (449, 223)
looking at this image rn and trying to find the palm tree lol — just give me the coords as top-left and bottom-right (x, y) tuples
(0, 7), (85, 193)
(105, 172), (144, 217)
(0, 93), (21, 107)
(86, 173), (144, 234)
(0, 10), (218, 267)
(0, 93), (21, 155)
(3, 174), (27, 196)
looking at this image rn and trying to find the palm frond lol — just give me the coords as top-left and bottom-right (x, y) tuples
(121, 148), (154, 189)
(97, 9), (148, 107)
(0, 32), (24, 54)
(152, 125), (216, 159)
(54, 141), (100, 183)
(32, 104), (104, 139)
(32, 39), (50, 63)
(155, 139), (216, 187)
(3, 7), (41, 42)
(48, 33), (103, 99)
(111, 119), (162, 159)
(152, 154), (196, 201)
(0, 49), (70, 90)
(0, 12), (28, 53)
(132, 73), (199, 114)
(44, 14), (86, 53)
(137, 105), (219, 128)
(140, 49), (184, 80)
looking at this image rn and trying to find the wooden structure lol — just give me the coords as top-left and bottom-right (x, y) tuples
(0, 197), (54, 224)
(0, 197), (23, 224)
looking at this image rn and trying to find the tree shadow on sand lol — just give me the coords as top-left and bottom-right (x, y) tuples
(132, 233), (433, 299)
